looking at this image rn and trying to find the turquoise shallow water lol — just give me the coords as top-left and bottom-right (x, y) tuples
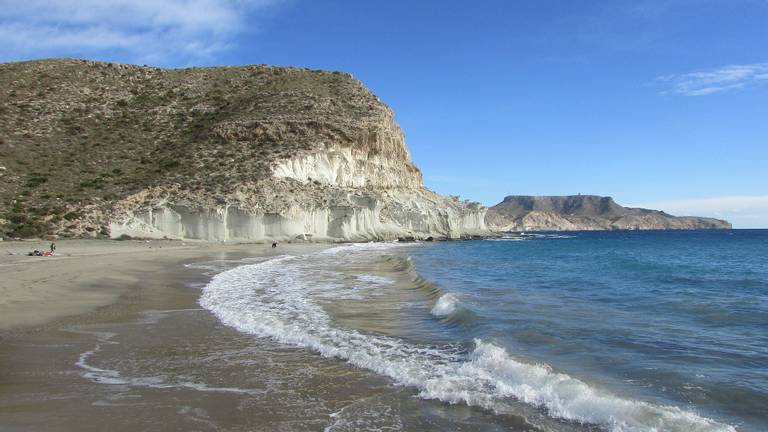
(409, 230), (768, 431)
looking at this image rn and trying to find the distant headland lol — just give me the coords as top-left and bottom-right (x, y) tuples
(485, 195), (731, 231)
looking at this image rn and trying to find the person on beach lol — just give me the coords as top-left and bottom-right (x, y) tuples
(50, 242), (56, 253)
(272, 242), (277, 248)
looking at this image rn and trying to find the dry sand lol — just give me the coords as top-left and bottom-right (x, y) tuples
(0, 239), (318, 331)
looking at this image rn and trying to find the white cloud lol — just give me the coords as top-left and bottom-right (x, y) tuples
(0, 0), (280, 65)
(629, 195), (768, 228)
(658, 63), (768, 96)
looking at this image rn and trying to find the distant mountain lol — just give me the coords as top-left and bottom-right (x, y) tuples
(485, 195), (731, 231)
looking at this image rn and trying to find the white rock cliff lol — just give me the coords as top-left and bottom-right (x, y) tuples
(110, 109), (488, 242)
(0, 60), (487, 240)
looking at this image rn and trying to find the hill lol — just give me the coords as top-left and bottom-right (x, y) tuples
(485, 195), (731, 231)
(0, 58), (487, 241)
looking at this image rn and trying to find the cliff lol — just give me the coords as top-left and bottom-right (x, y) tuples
(485, 195), (731, 231)
(0, 59), (488, 241)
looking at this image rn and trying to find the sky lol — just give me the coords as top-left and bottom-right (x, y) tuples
(1, 0), (767, 227)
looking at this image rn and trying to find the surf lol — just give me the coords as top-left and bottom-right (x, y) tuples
(199, 243), (736, 432)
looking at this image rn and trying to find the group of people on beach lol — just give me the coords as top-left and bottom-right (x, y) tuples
(27, 242), (56, 257)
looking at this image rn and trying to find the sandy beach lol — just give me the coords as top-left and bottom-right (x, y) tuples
(3, 235), (754, 431)
(2, 239), (372, 431)
(1, 238), (536, 432)
(0, 239), (309, 332)
(1, 239), (509, 432)
(0, 238), (530, 432)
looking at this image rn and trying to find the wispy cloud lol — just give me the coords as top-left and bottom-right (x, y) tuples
(658, 63), (768, 96)
(629, 195), (768, 228)
(0, 0), (281, 65)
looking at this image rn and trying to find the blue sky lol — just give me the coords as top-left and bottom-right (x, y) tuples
(1, 0), (767, 227)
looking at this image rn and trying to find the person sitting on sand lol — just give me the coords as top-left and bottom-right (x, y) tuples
(272, 242), (277, 248)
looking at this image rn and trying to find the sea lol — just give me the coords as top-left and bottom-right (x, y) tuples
(71, 230), (767, 431)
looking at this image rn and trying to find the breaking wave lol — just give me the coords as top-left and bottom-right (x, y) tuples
(431, 293), (460, 316)
(199, 244), (735, 432)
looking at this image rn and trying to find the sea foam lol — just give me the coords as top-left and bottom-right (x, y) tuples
(199, 244), (736, 432)
(72, 322), (262, 395)
(431, 293), (460, 316)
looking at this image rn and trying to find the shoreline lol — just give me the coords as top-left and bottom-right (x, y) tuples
(1, 228), (744, 332)
(0, 234), (754, 431)
(0, 239), (363, 431)
(0, 239), (326, 332)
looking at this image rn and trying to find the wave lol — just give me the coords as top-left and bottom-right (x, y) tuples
(431, 293), (460, 316)
(71, 324), (263, 395)
(199, 244), (735, 432)
(356, 274), (396, 286)
(489, 234), (576, 241)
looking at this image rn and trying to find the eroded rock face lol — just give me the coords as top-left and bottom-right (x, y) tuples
(111, 190), (487, 242)
(485, 195), (731, 231)
(0, 59), (487, 240)
(100, 66), (486, 241)
(110, 172), (488, 242)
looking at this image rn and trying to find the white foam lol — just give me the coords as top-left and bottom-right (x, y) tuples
(431, 293), (460, 316)
(319, 241), (419, 256)
(199, 246), (736, 432)
(325, 397), (404, 432)
(185, 256), (277, 275)
(356, 274), (396, 285)
(75, 331), (128, 385)
(72, 330), (263, 395)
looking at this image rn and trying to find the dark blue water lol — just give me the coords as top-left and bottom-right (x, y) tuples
(409, 230), (768, 431)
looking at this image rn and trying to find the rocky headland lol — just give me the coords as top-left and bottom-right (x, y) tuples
(485, 195), (731, 231)
(0, 59), (488, 242)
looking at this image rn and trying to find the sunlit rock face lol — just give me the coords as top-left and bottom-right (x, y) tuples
(105, 66), (487, 241)
(111, 145), (488, 242)
(1, 59), (486, 240)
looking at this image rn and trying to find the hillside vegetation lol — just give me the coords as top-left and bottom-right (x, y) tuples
(0, 58), (411, 238)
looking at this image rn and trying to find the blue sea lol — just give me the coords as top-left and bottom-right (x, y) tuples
(196, 230), (767, 431)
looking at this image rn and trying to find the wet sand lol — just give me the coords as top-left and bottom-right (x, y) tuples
(0, 240), (344, 430)
(0, 240), (534, 431)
